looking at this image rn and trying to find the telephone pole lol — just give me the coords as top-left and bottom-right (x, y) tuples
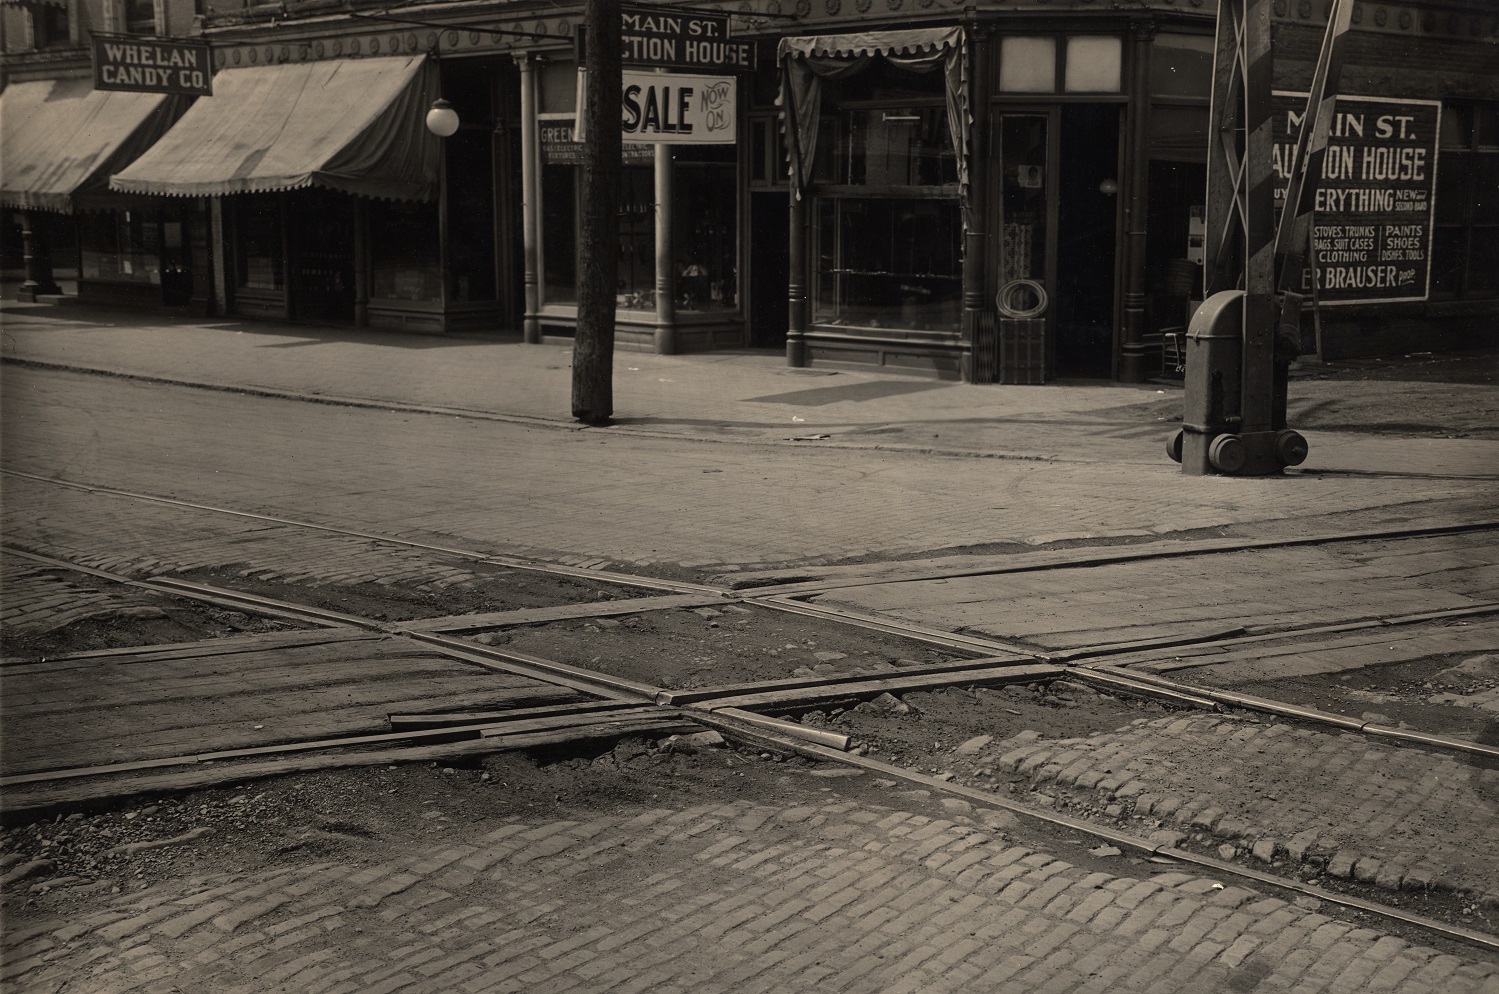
(572, 0), (622, 425)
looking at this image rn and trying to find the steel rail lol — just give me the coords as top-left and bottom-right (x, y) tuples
(9, 539), (1495, 764)
(736, 518), (1499, 598)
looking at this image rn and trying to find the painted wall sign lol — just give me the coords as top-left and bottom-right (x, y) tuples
(620, 4), (754, 72)
(620, 71), (736, 145)
(1273, 92), (1439, 305)
(93, 36), (212, 96)
(540, 120), (653, 164)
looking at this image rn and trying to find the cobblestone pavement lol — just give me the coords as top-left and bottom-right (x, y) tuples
(990, 713), (1499, 905)
(0, 555), (165, 634)
(7, 794), (1499, 994)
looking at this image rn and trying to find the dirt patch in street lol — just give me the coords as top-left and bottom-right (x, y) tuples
(0, 596), (307, 662)
(469, 603), (970, 689)
(175, 561), (655, 623)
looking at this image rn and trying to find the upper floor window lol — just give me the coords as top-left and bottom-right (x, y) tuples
(126, 0), (157, 36)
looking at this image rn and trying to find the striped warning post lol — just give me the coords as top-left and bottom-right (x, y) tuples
(1240, 0), (1276, 434)
(1274, 0), (1356, 292)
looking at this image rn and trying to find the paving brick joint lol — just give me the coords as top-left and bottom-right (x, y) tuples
(6, 797), (1498, 994)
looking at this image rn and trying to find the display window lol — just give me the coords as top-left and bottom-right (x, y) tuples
(369, 199), (441, 301)
(80, 204), (190, 287)
(232, 195), (283, 291)
(811, 64), (961, 332)
(673, 145), (738, 312)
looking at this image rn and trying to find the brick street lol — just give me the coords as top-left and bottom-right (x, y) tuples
(7, 778), (1499, 994)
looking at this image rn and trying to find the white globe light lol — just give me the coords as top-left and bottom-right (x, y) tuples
(426, 99), (459, 138)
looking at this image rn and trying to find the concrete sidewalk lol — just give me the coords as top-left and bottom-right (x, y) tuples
(2, 298), (1495, 478)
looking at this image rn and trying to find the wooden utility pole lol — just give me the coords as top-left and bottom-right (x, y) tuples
(572, 0), (622, 424)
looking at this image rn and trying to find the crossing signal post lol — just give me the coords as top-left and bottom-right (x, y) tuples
(1169, 0), (1352, 475)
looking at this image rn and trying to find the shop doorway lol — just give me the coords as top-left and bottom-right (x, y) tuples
(749, 191), (790, 348)
(1055, 104), (1120, 379)
(991, 104), (1120, 380)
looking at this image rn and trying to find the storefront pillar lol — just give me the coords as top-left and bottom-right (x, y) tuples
(653, 144), (677, 354)
(519, 55), (542, 344)
(353, 197), (369, 327)
(1120, 21), (1156, 383)
(16, 210), (61, 301)
(786, 192), (808, 366)
(210, 199), (230, 315)
(961, 28), (990, 384)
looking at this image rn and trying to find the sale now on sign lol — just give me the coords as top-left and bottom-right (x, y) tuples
(620, 70), (736, 145)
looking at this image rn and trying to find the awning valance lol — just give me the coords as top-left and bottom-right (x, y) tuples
(780, 27), (963, 61)
(0, 78), (186, 213)
(111, 55), (441, 201)
(778, 28), (970, 221)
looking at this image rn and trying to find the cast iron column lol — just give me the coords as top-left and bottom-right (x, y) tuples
(786, 192), (808, 366)
(519, 55), (541, 344)
(1119, 21), (1155, 383)
(654, 143), (677, 354)
(16, 211), (61, 301)
(961, 26), (989, 383)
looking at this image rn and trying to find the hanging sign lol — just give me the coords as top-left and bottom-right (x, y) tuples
(1272, 92), (1439, 305)
(620, 5), (754, 72)
(93, 35), (212, 96)
(620, 70), (736, 145)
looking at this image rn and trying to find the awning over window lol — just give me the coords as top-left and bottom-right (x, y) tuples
(0, 78), (186, 213)
(778, 28), (970, 220)
(111, 55), (441, 201)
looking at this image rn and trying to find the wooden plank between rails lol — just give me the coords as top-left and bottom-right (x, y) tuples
(689, 662), (1064, 712)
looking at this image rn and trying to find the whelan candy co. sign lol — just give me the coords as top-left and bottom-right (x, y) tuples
(93, 36), (212, 97)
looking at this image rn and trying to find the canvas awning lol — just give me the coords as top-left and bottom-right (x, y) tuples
(0, 78), (187, 213)
(778, 28), (970, 219)
(111, 55), (441, 201)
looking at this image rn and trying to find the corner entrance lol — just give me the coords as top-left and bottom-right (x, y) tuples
(991, 104), (1121, 380)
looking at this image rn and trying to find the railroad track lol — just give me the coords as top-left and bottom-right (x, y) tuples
(3, 472), (1498, 952)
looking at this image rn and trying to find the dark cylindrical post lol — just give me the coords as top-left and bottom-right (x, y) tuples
(16, 211), (61, 301)
(572, 0), (622, 424)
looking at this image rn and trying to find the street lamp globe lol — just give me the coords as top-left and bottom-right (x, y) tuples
(426, 99), (459, 138)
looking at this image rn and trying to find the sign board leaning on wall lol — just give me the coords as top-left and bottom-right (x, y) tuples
(1273, 92), (1440, 305)
(93, 35), (212, 96)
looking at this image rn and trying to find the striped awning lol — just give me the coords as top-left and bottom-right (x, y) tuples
(0, 77), (185, 212)
(110, 55), (441, 202)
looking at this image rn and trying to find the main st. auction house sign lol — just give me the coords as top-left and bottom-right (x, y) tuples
(1273, 92), (1439, 305)
(93, 35), (212, 96)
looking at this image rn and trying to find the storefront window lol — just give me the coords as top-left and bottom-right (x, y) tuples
(1431, 101), (1498, 299)
(617, 164), (655, 310)
(811, 63), (960, 332)
(369, 200), (441, 300)
(816, 106), (957, 187)
(234, 196), (282, 290)
(814, 198), (961, 330)
(446, 129), (496, 302)
(80, 208), (161, 285)
(673, 146), (737, 311)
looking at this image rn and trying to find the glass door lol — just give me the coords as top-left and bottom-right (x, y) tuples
(994, 109), (1059, 377)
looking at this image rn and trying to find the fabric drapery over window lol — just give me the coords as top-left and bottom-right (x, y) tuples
(0, 79), (186, 213)
(778, 27), (970, 213)
(111, 56), (441, 201)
